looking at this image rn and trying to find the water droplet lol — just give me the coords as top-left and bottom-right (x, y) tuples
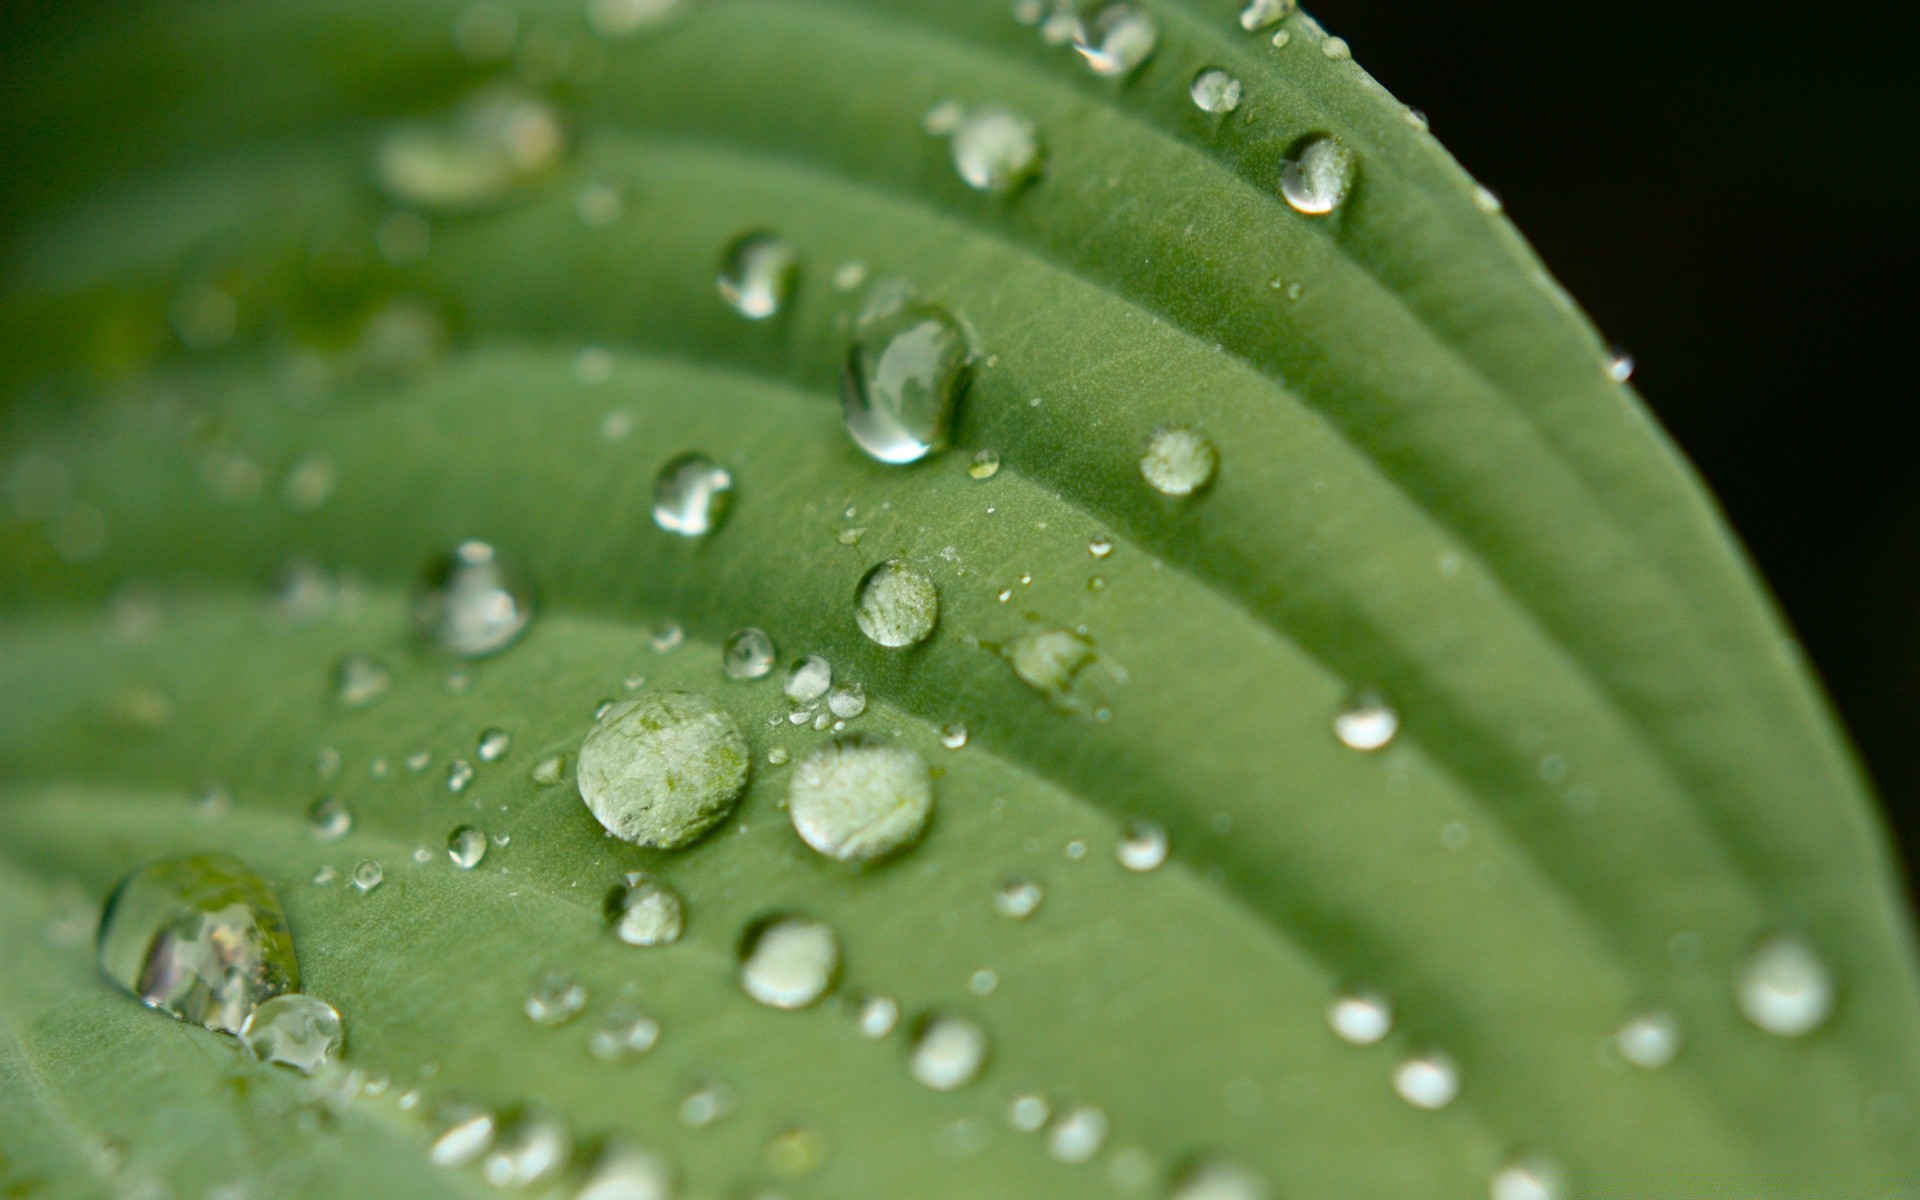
(1116, 820), (1169, 871)
(525, 967), (588, 1026)
(788, 736), (934, 862)
(1491, 1155), (1567, 1200)
(483, 1110), (571, 1188)
(240, 994), (343, 1075)
(1190, 68), (1244, 114)
(333, 654), (391, 709)
(1607, 348), (1636, 383)
(1737, 934), (1835, 1037)
(586, 0), (681, 38)
(652, 454), (734, 537)
(1279, 135), (1355, 216)
(767, 745), (791, 765)
(1334, 690), (1399, 751)
(1005, 628), (1125, 715)
(1073, 4), (1157, 77)
(1327, 987), (1393, 1045)
(1238, 0), (1293, 31)
(1139, 424), (1218, 496)
(843, 305), (970, 464)
(1393, 1051), (1460, 1109)
(827, 683), (867, 719)
(448, 825), (488, 869)
(967, 448), (1004, 480)
(1320, 35), (1352, 60)
(722, 628), (776, 679)
(477, 728), (512, 762)
(532, 753), (567, 786)
(412, 540), (535, 658)
(679, 1082), (733, 1128)
(739, 916), (840, 1009)
(785, 655), (833, 703)
(950, 107), (1045, 194)
(941, 722), (970, 749)
(1170, 1159), (1270, 1200)
(302, 795), (350, 842)
(994, 877), (1044, 920)
(431, 1106), (498, 1167)
(717, 232), (798, 320)
(589, 1005), (662, 1061)
(857, 994), (900, 1038)
(607, 873), (686, 946)
(1009, 1093), (1051, 1132)
(575, 1143), (674, 1200)
(910, 1013), (990, 1090)
(577, 691), (751, 848)
(351, 860), (384, 893)
(375, 88), (565, 212)
(1615, 1008), (1682, 1069)
(1049, 1106), (1109, 1163)
(855, 560), (940, 647)
(447, 759), (476, 793)
(1473, 184), (1504, 214)
(98, 855), (298, 1035)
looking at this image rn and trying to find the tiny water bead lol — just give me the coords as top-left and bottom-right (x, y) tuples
(1115, 820), (1170, 871)
(1238, 0), (1294, 30)
(97, 854), (298, 1035)
(968, 448), (1002, 479)
(1170, 1157), (1269, 1200)
(607, 873), (686, 947)
(785, 655), (833, 704)
(1139, 425), (1218, 496)
(412, 540), (535, 658)
(739, 916), (841, 1009)
(843, 304), (970, 464)
(1073, 4), (1157, 78)
(1615, 1009), (1682, 1069)
(1048, 1106), (1110, 1163)
(375, 88), (565, 212)
(1393, 1051), (1461, 1109)
(1279, 135), (1356, 216)
(483, 1110), (571, 1188)
(1320, 35), (1352, 61)
(1009, 1093), (1050, 1132)
(717, 231), (799, 320)
(1607, 348), (1637, 384)
(576, 1144), (674, 1200)
(1334, 690), (1399, 751)
(240, 994), (343, 1075)
(651, 453), (734, 537)
(1737, 934), (1836, 1037)
(525, 968), (588, 1026)
(589, 1007), (662, 1061)
(679, 1082), (734, 1127)
(855, 560), (940, 648)
(723, 628), (776, 680)
(577, 691), (751, 849)
(1190, 68), (1243, 114)
(448, 826), (488, 869)
(788, 737), (934, 862)
(478, 728), (511, 762)
(351, 860), (385, 894)
(1327, 987), (1393, 1045)
(910, 1013), (990, 1090)
(941, 722), (970, 749)
(333, 654), (391, 709)
(1491, 1156), (1567, 1200)
(950, 107), (1045, 194)
(995, 878), (1044, 919)
(857, 994), (901, 1038)
(308, 795), (352, 842)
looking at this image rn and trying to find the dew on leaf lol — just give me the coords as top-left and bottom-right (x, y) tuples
(785, 655), (833, 704)
(351, 860), (384, 893)
(1005, 628), (1124, 715)
(1170, 1158), (1270, 1200)
(477, 728), (512, 762)
(717, 232), (799, 320)
(843, 304), (971, 464)
(740, 916), (840, 1009)
(577, 691), (751, 848)
(607, 872), (686, 946)
(588, 1004), (663, 1062)
(1073, 4), (1157, 78)
(1280, 135), (1355, 216)
(652, 453), (734, 537)
(950, 108), (1045, 194)
(723, 628), (776, 680)
(1615, 1009), (1682, 1069)
(1607, 348), (1637, 384)
(651, 621), (686, 653)
(1049, 1106), (1110, 1163)
(307, 796), (352, 842)
(1238, 0), (1294, 30)
(1334, 690), (1399, 751)
(1327, 987), (1393, 1045)
(448, 826), (488, 869)
(574, 1143), (674, 1200)
(1393, 1051), (1461, 1109)
(240, 994), (343, 1075)
(1009, 1093), (1051, 1132)
(483, 1110), (571, 1188)
(333, 654), (391, 709)
(525, 968), (588, 1026)
(447, 759), (476, 793)
(788, 736), (934, 862)
(941, 722), (969, 749)
(587, 0), (681, 37)
(412, 540), (535, 658)
(431, 1106), (498, 1167)
(1737, 934), (1835, 1037)
(1491, 1155), (1567, 1200)
(910, 1013), (990, 1090)
(679, 1082), (733, 1128)
(969, 448), (1002, 479)
(827, 682), (867, 719)
(575, 181), (624, 227)
(995, 877), (1044, 919)
(1191, 68), (1244, 114)
(855, 560), (940, 647)
(1139, 425), (1218, 496)
(532, 754), (566, 786)
(857, 994), (901, 1038)
(1116, 820), (1170, 872)
(374, 88), (564, 212)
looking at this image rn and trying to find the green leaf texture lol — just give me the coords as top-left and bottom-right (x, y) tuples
(1, 1), (1916, 1197)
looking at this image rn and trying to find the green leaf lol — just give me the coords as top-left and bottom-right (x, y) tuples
(2, 0), (1916, 1196)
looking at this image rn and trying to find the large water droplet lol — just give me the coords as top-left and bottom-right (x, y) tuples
(788, 736), (934, 862)
(98, 854), (298, 1035)
(843, 305), (970, 464)
(1491, 1155), (1567, 1200)
(1073, 4), (1157, 77)
(1737, 934), (1835, 1037)
(1393, 1051), (1460, 1109)
(717, 232), (799, 320)
(483, 1109), (571, 1188)
(910, 1013), (990, 1090)
(448, 826), (488, 869)
(575, 1143), (674, 1200)
(1170, 1158), (1270, 1200)
(1139, 424), (1218, 496)
(607, 872), (686, 946)
(1334, 690), (1399, 751)
(412, 540), (535, 658)
(1116, 820), (1170, 871)
(334, 654), (391, 709)
(722, 628), (776, 680)
(1280, 135), (1356, 216)
(1048, 1106), (1110, 1163)
(1615, 1008), (1682, 1068)
(652, 454), (733, 537)
(1327, 987), (1393, 1045)
(308, 795), (352, 842)
(240, 993), (343, 1074)
(739, 915), (841, 1009)
(375, 88), (565, 212)
(950, 108), (1045, 194)
(525, 968), (588, 1026)
(854, 560), (940, 648)
(1191, 68), (1243, 114)
(577, 691), (751, 848)
(785, 655), (833, 704)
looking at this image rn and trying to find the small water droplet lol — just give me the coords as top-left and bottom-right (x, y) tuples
(589, 1005), (662, 1061)
(97, 854), (298, 1035)
(679, 1082), (733, 1128)
(1005, 629), (1125, 715)
(970, 968), (999, 996)
(1116, 820), (1169, 871)
(651, 453), (733, 537)
(1491, 1155), (1567, 1200)
(1238, 0), (1294, 31)
(941, 722), (970, 749)
(1139, 424), (1218, 496)
(740, 916), (841, 1009)
(477, 728), (512, 762)
(240, 994), (343, 1075)
(1049, 1106), (1109, 1163)
(1320, 35), (1352, 60)
(788, 736), (934, 862)
(1737, 934), (1835, 1037)
(1170, 1159), (1270, 1200)
(307, 795), (352, 842)
(331, 653), (392, 709)
(412, 540), (535, 658)
(723, 628), (776, 679)
(1280, 135), (1355, 215)
(1615, 1009), (1682, 1069)
(351, 860), (384, 893)
(827, 682), (867, 719)
(994, 877), (1044, 919)
(607, 873), (686, 946)
(785, 655), (833, 703)
(1607, 348), (1636, 383)
(910, 1013), (990, 1090)
(857, 994), (900, 1038)
(525, 968), (588, 1026)
(447, 759), (475, 793)
(1009, 1093), (1051, 1132)
(1073, 4), (1157, 78)
(586, 0), (681, 38)
(483, 1110), (571, 1188)
(448, 825), (488, 869)
(717, 232), (799, 320)
(575, 1143), (673, 1200)
(1327, 987), (1393, 1045)
(532, 753), (566, 786)
(1393, 1051), (1460, 1109)
(650, 620), (685, 653)
(1191, 68), (1243, 114)
(431, 1106), (497, 1167)
(375, 88), (565, 212)
(950, 108), (1045, 194)
(764, 1125), (828, 1178)
(843, 305), (971, 464)
(969, 448), (1003, 479)
(768, 746), (791, 765)
(577, 691), (751, 848)
(855, 560), (940, 647)
(1334, 690), (1399, 751)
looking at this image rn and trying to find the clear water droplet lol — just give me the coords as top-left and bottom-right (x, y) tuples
(574, 1143), (673, 1200)
(788, 736), (934, 862)
(577, 691), (751, 848)
(1327, 987), (1393, 1045)
(308, 795), (352, 842)
(588, 1006), (662, 1061)
(994, 877), (1044, 919)
(910, 1013), (990, 1090)
(1320, 35), (1352, 60)
(1009, 1093), (1051, 1132)
(941, 722), (970, 749)
(968, 448), (1002, 479)
(785, 655), (833, 704)
(652, 454), (734, 537)
(857, 994), (900, 1038)
(1737, 934), (1835, 1037)
(1490, 1155), (1567, 1200)
(240, 993), (343, 1075)
(1393, 1051), (1460, 1109)
(1238, 0), (1294, 31)
(1171, 1159), (1270, 1200)
(722, 628), (776, 679)
(950, 108), (1045, 194)
(1615, 1009), (1682, 1069)
(351, 860), (384, 893)
(650, 620), (685, 653)
(431, 1106), (498, 1167)
(448, 825), (488, 869)
(1005, 628), (1124, 715)
(412, 540), (534, 658)
(1334, 690), (1399, 751)
(1191, 68), (1244, 114)
(1473, 184), (1504, 214)
(333, 654), (391, 709)
(375, 88), (565, 212)
(1049, 1106), (1109, 1163)
(532, 753), (567, 786)
(739, 915), (840, 1009)
(843, 305), (970, 464)
(98, 854), (298, 1035)
(447, 759), (476, 793)
(525, 967), (588, 1026)
(483, 1110), (571, 1188)
(1116, 820), (1169, 871)
(478, 728), (512, 762)
(1072, 4), (1158, 78)
(855, 560), (940, 647)
(1139, 424), (1218, 496)
(607, 873), (686, 946)
(827, 682), (867, 719)
(1279, 135), (1355, 215)
(1607, 348), (1636, 383)
(717, 232), (799, 320)
(678, 1081), (733, 1128)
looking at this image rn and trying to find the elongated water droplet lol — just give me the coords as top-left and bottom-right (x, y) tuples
(240, 993), (343, 1074)
(447, 759), (475, 793)
(855, 560), (940, 647)
(375, 88), (565, 212)
(412, 540), (535, 658)
(857, 994), (900, 1038)
(652, 454), (733, 537)
(98, 854), (299, 1035)
(1116, 820), (1169, 871)
(740, 916), (840, 1009)
(1191, 68), (1243, 114)
(431, 1106), (498, 1167)
(1615, 1008), (1682, 1068)
(589, 1006), (662, 1061)
(1334, 690), (1399, 751)
(1327, 987), (1393, 1045)
(1393, 1051), (1460, 1109)
(1737, 934), (1835, 1037)
(448, 825), (488, 869)
(788, 736), (934, 862)
(1049, 1106), (1109, 1163)
(1005, 628), (1125, 715)
(607, 873), (686, 946)
(1073, 4), (1157, 77)
(910, 1013), (990, 1090)
(717, 232), (798, 319)
(722, 628), (776, 679)
(484, 1110), (571, 1188)
(950, 108), (1044, 194)
(1139, 424), (1218, 496)
(334, 654), (391, 709)
(576, 1144), (674, 1200)
(478, 727), (512, 762)
(1171, 1159), (1270, 1200)
(1491, 1155), (1567, 1200)
(1238, 0), (1293, 31)
(308, 795), (352, 842)
(843, 305), (970, 464)
(525, 968), (588, 1026)
(577, 691), (751, 849)
(1279, 135), (1355, 215)
(785, 655), (833, 703)
(995, 877), (1044, 919)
